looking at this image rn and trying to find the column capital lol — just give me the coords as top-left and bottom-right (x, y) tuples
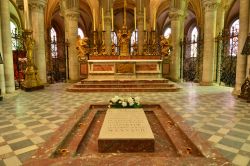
(65, 10), (80, 21)
(202, 0), (220, 12)
(169, 9), (184, 21)
(30, 0), (47, 10)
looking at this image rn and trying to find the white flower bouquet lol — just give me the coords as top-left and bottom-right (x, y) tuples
(109, 96), (142, 108)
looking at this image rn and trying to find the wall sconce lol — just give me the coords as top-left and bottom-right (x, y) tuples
(242, 33), (250, 55)
(0, 53), (3, 64)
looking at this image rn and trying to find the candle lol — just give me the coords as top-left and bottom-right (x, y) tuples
(102, 8), (104, 31)
(93, 9), (96, 31)
(23, 0), (30, 29)
(111, 8), (114, 31)
(139, 0), (142, 12)
(134, 7), (136, 30)
(153, 9), (156, 31)
(144, 7), (146, 31)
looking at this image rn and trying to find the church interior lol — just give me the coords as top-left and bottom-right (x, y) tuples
(0, 0), (250, 165)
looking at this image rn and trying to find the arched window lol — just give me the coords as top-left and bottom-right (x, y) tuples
(50, 28), (57, 58)
(164, 27), (171, 38)
(111, 32), (118, 54)
(130, 30), (138, 54)
(78, 28), (84, 39)
(10, 21), (18, 50)
(190, 27), (198, 57)
(229, 19), (239, 56)
(111, 32), (118, 45)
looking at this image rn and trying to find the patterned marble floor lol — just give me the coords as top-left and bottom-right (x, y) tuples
(0, 83), (249, 166)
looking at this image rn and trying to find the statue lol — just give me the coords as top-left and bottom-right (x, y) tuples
(21, 30), (43, 91)
(117, 25), (131, 56)
(160, 35), (172, 57)
(24, 33), (35, 65)
(76, 35), (89, 61)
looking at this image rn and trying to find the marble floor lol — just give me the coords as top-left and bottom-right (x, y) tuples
(0, 83), (249, 166)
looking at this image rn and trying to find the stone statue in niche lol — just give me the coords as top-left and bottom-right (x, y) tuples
(76, 35), (89, 62)
(24, 33), (35, 65)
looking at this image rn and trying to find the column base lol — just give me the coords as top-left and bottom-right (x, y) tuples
(21, 85), (44, 92)
(199, 82), (214, 86)
(232, 88), (241, 96)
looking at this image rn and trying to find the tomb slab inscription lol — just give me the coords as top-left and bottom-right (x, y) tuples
(98, 108), (155, 152)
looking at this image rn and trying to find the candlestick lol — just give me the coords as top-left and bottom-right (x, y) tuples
(134, 7), (136, 30)
(23, 0), (30, 29)
(111, 8), (114, 31)
(93, 9), (96, 31)
(153, 9), (156, 31)
(102, 8), (104, 31)
(124, 0), (127, 26)
(144, 7), (146, 31)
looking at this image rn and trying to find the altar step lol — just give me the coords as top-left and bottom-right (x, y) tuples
(67, 79), (180, 92)
(80, 79), (169, 84)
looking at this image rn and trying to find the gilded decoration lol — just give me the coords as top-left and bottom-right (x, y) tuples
(160, 35), (172, 57)
(117, 26), (131, 56)
(21, 30), (43, 90)
(76, 36), (89, 62)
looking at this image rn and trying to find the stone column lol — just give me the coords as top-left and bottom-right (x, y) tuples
(104, 0), (112, 54)
(136, 0), (144, 56)
(137, 15), (144, 55)
(169, 9), (184, 81)
(0, 14), (5, 94)
(104, 15), (112, 54)
(201, 0), (219, 85)
(234, 0), (249, 94)
(30, 0), (47, 83)
(65, 10), (80, 81)
(215, 4), (227, 84)
(0, 0), (15, 93)
(247, 2), (250, 77)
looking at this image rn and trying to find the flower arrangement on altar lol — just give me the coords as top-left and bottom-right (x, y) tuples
(108, 96), (142, 108)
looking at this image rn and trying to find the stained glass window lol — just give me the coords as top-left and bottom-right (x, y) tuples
(164, 27), (171, 38)
(111, 32), (118, 45)
(111, 32), (118, 53)
(78, 28), (84, 39)
(10, 21), (18, 50)
(130, 30), (138, 53)
(190, 27), (198, 57)
(229, 19), (239, 56)
(50, 28), (57, 58)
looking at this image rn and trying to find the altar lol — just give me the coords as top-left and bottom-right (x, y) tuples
(86, 59), (163, 80)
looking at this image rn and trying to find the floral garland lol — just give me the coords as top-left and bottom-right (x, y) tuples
(109, 96), (142, 108)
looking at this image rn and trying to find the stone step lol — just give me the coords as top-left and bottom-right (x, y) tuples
(80, 79), (169, 84)
(73, 83), (175, 88)
(66, 87), (180, 92)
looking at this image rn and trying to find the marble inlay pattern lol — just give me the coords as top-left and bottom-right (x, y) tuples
(0, 83), (249, 166)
